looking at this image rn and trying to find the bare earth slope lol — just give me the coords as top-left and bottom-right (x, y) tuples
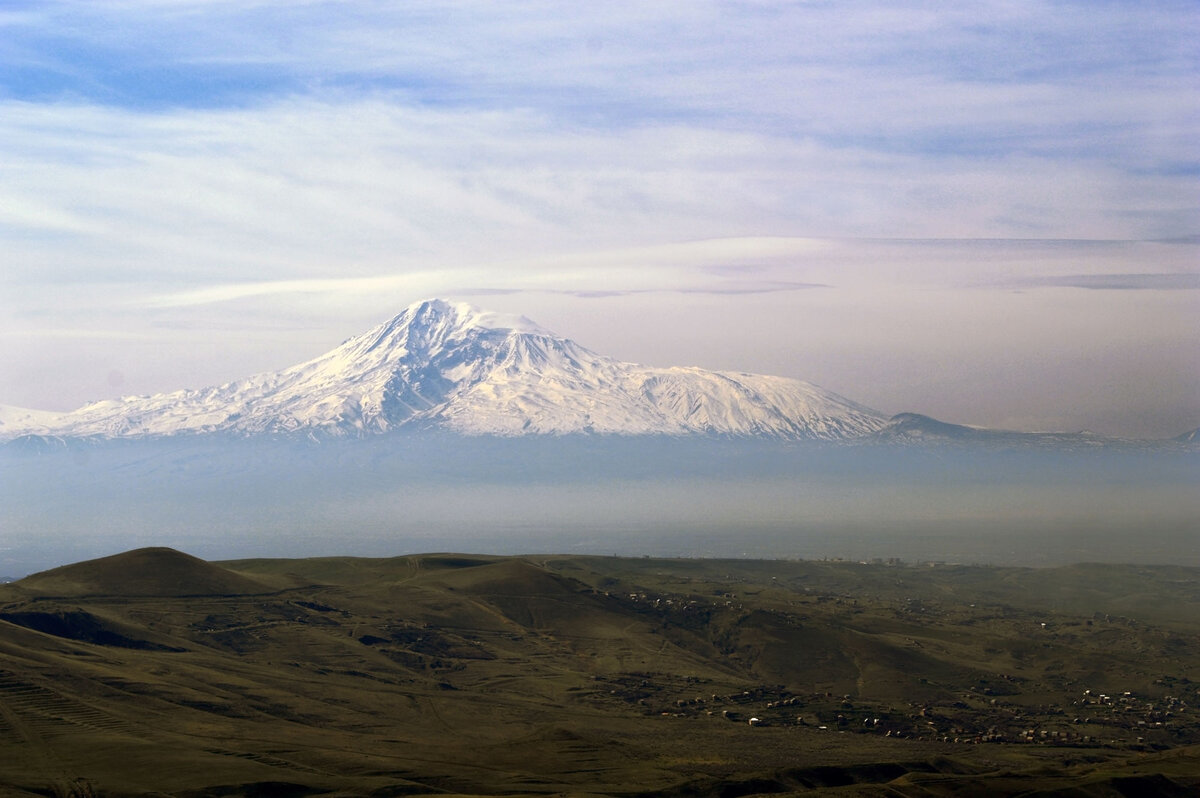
(1, 550), (1198, 796)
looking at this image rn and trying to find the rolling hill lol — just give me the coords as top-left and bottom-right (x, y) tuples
(1, 549), (1198, 796)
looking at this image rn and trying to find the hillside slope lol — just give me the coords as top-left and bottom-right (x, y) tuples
(1, 550), (1198, 796)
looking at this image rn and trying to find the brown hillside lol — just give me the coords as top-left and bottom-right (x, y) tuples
(2, 550), (1198, 796)
(13, 547), (273, 597)
(428, 557), (582, 595)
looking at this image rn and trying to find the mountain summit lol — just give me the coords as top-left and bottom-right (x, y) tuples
(4, 299), (887, 441)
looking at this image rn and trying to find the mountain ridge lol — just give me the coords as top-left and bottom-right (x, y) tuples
(0, 299), (888, 442)
(2, 299), (1194, 447)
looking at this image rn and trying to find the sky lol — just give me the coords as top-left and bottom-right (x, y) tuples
(0, 1), (1197, 438)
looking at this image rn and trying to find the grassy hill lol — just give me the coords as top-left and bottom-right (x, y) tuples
(13, 547), (278, 598)
(0, 550), (1197, 796)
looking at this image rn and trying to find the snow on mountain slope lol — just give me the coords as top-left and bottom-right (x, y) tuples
(0, 405), (65, 436)
(1, 299), (888, 441)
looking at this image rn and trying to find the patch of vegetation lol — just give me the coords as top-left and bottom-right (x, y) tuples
(0, 549), (1197, 796)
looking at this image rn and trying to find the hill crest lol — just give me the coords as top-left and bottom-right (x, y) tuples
(15, 547), (275, 597)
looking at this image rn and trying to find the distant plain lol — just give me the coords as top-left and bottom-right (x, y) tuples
(3, 435), (1196, 579)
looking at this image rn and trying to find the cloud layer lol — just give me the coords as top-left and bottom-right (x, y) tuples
(0, 1), (1196, 437)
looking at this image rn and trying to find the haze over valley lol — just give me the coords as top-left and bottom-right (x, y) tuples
(2, 299), (1195, 578)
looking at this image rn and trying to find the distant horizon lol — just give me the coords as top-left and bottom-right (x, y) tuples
(3, 432), (1196, 579)
(9, 535), (1200, 586)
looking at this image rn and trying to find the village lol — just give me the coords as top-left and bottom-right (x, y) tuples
(599, 575), (1200, 752)
(586, 671), (1200, 750)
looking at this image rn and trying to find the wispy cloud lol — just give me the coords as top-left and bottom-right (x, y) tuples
(2, 97), (1193, 298)
(6, 3), (1194, 143)
(995, 273), (1200, 291)
(500, 283), (831, 300)
(0, 1), (1196, 436)
(133, 238), (835, 308)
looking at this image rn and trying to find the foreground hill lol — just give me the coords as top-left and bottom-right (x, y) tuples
(14, 547), (276, 598)
(1, 550), (1198, 796)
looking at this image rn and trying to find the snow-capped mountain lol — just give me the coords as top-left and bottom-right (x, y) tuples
(0, 404), (65, 436)
(2, 299), (888, 442)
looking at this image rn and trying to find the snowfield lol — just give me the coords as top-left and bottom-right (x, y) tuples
(0, 299), (888, 442)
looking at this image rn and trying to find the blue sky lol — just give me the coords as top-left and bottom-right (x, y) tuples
(0, 1), (1197, 436)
